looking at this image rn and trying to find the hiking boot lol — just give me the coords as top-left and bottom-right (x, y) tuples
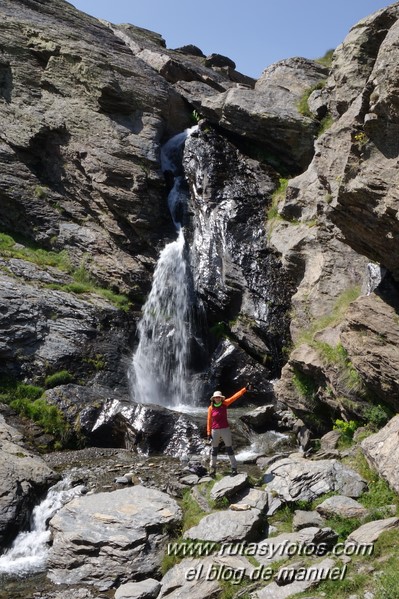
(209, 468), (216, 477)
(231, 469), (238, 476)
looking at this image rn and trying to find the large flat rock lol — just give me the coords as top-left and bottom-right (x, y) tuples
(183, 508), (264, 543)
(264, 456), (367, 501)
(47, 485), (182, 589)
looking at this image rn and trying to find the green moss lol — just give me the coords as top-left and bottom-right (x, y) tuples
(34, 185), (48, 199)
(84, 354), (106, 371)
(45, 370), (73, 389)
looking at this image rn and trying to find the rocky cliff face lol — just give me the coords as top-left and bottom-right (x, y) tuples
(0, 0), (399, 449)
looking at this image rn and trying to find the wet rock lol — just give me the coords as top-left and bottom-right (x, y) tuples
(47, 485), (182, 588)
(239, 405), (279, 433)
(0, 416), (59, 548)
(45, 387), (206, 456)
(184, 128), (294, 385)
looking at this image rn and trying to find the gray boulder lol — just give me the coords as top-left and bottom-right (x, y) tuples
(264, 456), (367, 501)
(256, 527), (338, 566)
(346, 517), (399, 545)
(292, 510), (324, 531)
(210, 473), (249, 501)
(0, 416), (59, 548)
(114, 579), (161, 599)
(47, 485), (182, 589)
(197, 57), (328, 173)
(159, 555), (254, 599)
(316, 496), (369, 520)
(183, 509), (264, 543)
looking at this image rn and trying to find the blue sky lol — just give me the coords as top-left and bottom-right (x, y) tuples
(70, 1), (394, 78)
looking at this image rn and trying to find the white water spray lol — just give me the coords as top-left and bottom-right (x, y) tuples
(0, 478), (84, 576)
(130, 127), (197, 408)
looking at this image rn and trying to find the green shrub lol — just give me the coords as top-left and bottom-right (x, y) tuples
(190, 109), (201, 124)
(45, 370), (73, 389)
(34, 185), (48, 199)
(333, 418), (359, 441)
(363, 404), (391, 430)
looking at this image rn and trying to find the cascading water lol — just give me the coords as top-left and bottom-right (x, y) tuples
(129, 127), (197, 408)
(0, 477), (84, 576)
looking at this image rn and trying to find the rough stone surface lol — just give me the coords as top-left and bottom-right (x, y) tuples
(346, 517), (399, 545)
(236, 488), (269, 512)
(293, 510), (324, 531)
(316, 496), (369, 520)
(114, 579), (161, 599)
(361, 415), (399, 494)
(251, 558), (336, 599)
(198, 57), (328, 173)
(159, 555), (254, 599)
(184, 127), (294, 388)
(0, 416), (59, 548)
(264, 456), (367, 502)
(341, 291), (399, 409)
(210, 473), (249, 501)
(183, 508), (264, 543)
(47, 486), (182, 588)
(256, 528), (338, 566)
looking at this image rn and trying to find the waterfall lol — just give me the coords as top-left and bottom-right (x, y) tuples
(0, 478), (84, 576)
(129, 127), (197, 408)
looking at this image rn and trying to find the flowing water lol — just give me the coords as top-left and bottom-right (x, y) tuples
(0, 478), (84, 577)
(129, 127), (198, 409)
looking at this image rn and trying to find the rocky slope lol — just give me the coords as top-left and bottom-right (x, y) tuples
(1, 0), (399, 596)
